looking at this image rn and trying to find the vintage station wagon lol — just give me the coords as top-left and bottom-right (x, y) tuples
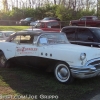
(0, 31), (100, 84)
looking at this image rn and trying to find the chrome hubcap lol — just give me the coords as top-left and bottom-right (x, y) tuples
(57, 66), (70, 80)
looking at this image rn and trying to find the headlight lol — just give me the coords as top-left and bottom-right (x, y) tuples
(80, 53), (86, 60)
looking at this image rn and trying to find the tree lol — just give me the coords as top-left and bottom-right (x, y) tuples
(2, 0), (8, 12)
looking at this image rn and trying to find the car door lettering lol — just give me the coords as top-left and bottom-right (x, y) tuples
(16, 47), (37, 54)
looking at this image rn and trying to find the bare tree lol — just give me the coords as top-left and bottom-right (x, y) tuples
(2, 0), (8, 11)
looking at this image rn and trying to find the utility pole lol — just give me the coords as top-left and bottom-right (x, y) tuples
(97, 0), (100, 18)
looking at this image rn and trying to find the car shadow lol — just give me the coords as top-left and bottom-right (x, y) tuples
(0, 66), (100, 100)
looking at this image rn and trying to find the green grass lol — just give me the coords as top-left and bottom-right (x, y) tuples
(0, 26), (99, 100)
(0, 66), (100, 100)
(0, 26), (29, 31)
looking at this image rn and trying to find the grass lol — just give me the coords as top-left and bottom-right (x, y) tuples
(0, 66), (100, 100)
(0, 26), (100, 100)
(0, 26), (29, 31)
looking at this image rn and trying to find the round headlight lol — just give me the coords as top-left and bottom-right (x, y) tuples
(80, 53), (86, 60)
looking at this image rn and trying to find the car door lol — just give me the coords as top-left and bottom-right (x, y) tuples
(76, 28), (98, 47)
(37, 34), (57, 67)
(85, 17), (95, 27)
(12, 34), (39, 65)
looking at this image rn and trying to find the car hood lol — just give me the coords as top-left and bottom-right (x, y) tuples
(49, 44), (94, 52)
(47, 44), (100, 61)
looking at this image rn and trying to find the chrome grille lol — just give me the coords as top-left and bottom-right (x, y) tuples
(88, 60), (100, 65)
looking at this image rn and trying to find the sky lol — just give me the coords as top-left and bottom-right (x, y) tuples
(0, 0), (27, 10)
(0, 0), (97, 10)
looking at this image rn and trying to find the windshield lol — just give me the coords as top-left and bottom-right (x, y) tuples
(91, 28), (100, 40)
(24, 18), (31, 21)
(43, 17), (51, 20)
(38, 33), (69, 45)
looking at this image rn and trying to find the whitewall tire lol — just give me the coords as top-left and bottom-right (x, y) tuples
(54, 62), (74, 84)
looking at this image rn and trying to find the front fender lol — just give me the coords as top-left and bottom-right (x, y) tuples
(0, 42), (17, 60)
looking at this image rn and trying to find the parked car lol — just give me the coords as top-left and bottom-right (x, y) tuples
(42, 17), (60, 21)
(0, 31), (15, 41)
(30, 20), (61, 32)
(1, 31), (100, 84)
(19, 17), (34, 26)
(69, 16), (100, 27)
(30, 20), (40, 26)
(61, 26), (100, 47)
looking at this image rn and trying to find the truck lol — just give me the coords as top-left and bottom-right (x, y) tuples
(30, 20), (61, 32)
(69, 16), (100, 27)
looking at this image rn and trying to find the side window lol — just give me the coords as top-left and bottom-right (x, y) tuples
(77, 28), (93, 42)
(86, 17), (92, 20)
(62, 28), (76, 41)
(12, 35), (20, 44)
(20, 35), (34, 44)
(80, 17), (86, 21)
(11, 35), (34, 44)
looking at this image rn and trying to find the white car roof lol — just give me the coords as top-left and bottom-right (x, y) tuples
(24, 28), (43, 32)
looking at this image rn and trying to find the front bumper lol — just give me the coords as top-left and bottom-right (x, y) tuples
(70, 58), (100, 79)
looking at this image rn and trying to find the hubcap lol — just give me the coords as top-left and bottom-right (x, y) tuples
(56, 64), (70, 82)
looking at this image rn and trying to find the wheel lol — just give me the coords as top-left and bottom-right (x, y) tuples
(0, 52), (11, 68)
(54, 62), (74, 84)
(0, 52), (7, 67)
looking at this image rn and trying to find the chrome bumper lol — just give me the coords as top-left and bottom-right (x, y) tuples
(70, 58), (100, 79)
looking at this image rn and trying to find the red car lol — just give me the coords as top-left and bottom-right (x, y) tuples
(30, 20), (61, 32)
